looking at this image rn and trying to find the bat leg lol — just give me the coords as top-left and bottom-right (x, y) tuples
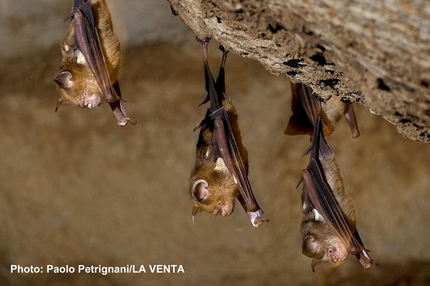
(285, 82), (314, 136)
(344, 104), (360, 138)
(196, 37), (212, 106)
(215, 45), (228, 97)
(197, 36), (211, 63)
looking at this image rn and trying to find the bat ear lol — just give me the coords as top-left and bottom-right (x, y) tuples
(192, 179), (209, 202)
(54, 71), (74, 89)
(302, 236), (321, 258)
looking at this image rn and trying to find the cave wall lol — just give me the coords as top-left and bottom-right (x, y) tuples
(168, 0), (430, 142)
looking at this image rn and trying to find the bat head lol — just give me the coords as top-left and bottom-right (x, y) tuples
(55, 40), (105, 110)
(301, 221), (348, 271)
(54, 68), (103, 110)
(189, 173), (238, 218)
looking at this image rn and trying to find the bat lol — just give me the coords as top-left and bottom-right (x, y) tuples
(285, 83), (359, 138)
(54, 0), (135, 126)
(297, 89), (377, 271)
(189, 39), (267, 227)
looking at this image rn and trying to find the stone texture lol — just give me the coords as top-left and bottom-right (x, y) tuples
(168, 0), (430, 142)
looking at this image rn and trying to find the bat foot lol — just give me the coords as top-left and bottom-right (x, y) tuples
(219, 45), (226, 53)
(196, 36), (211, 45)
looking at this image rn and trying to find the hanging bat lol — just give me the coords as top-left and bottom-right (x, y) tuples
(298, 90), (377, 271)
(189, 39), (267, 227)
(54, 0), (135, 126)
(285, 83), (359, 138)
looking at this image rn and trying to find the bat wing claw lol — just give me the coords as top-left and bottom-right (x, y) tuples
(248, 209), (268, 227)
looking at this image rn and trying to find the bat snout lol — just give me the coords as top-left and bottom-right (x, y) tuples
(83, 94), (102, 109)
(328, 244), (348, 265)
(213, 201), (234, 217)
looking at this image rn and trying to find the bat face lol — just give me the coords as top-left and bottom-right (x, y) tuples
(55, 60), (103, 109)
(190, 166), (237, 217)
(301, 208), (348, 270)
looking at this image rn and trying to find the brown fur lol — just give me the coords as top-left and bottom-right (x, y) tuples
(300, 141), (356, 270)
(189, 97), (248, 217)
(298, 92), (374, 270)
(286, 83), (359, 138)
(54, 0), (121, 108)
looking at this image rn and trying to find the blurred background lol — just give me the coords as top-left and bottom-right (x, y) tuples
(0, 0), (429, 285)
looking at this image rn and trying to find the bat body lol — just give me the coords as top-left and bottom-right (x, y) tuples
(54, 0), (134, 126)
(298, 89), (376, 271)
(189, 99), (244, 218)
(189, 40), (267, 227)
(286, 83), (359, 138)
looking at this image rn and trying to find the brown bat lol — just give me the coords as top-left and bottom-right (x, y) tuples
(189, 39), (267, 227)
(285, 83), (359, 138)
(54, 0), (134, 126)
(297, 89), (377, 271)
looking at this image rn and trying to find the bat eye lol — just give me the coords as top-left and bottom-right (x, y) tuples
(328, 249), (333, 254)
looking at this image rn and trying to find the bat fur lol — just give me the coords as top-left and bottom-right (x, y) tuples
(54, 0), (134, 126)
(189, 39), (267, 227)
(297, 90), (376, 271)
(286, 83), (359, 138)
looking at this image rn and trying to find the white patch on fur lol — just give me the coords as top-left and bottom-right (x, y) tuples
(63, 44), (70, 53)
(313, 209), (325, 222)
(214, 157), (228, 172)
(76, 50), (88, 65)
(232, 175), (237, 184)
(302, 201), (308, 211)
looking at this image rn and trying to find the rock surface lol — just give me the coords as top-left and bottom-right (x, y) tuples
(168, 0), (430, 142)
